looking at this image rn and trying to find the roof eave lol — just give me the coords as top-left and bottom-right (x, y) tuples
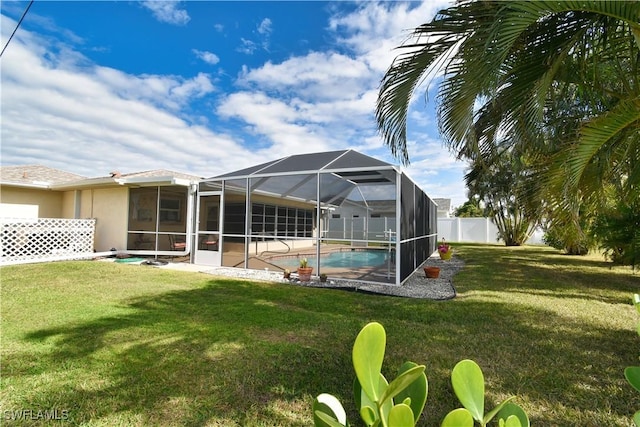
(0, 181), (51, 189)
(50, 176), (197, 190)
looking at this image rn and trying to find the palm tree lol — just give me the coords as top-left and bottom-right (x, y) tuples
(376, 1), (640, 202)
(465, 151), (536, 246)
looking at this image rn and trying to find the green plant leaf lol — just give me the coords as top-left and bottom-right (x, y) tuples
(354, 377), (364, 409)
(625, 367), (640, 393)
(353, 322), (386, 402)
(633, 294), (640, 313)
(392, 362), (428, 423)
(314, 394), (348, 426)
(388, 403), (415, 427)
(451, 359), (485, 422)
(496, 402), (529, 427)
(441, 408), (474, 427)
(633, 410), (640, 427)
(503, 414), (523, 427)
(353, 374), (386, 426)
(360, 406), (377, 427)
(483, 396), (516, 425)
(378, 374), (392, 426)
(315, 411), (348, 427)
(379, 365), (425, 408)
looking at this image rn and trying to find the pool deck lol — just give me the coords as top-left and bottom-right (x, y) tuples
(153, 253), (460, 300)
(120, 244), (399, 284)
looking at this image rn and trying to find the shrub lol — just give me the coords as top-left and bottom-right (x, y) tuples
(592, 199), (640, 269)
(625, 294), (640, 426)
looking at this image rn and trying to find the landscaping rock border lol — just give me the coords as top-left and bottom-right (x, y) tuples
(204, 255), (463, 300)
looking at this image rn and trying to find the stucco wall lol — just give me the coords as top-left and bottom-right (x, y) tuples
(61, 191), (78, 218)
(90, 187), (129, 251)
(0, 187), (64, 218)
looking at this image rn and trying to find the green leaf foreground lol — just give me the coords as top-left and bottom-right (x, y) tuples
(314, 322), (528, 427)
(353, 322), (386, 402)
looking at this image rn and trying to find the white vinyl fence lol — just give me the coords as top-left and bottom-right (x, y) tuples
(323, 216), (544, 245)
(437, 217), (544, 245)
(325, 217), (396, 243)
(1, 218), (97, 266)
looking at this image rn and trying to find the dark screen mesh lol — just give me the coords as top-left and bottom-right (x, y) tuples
(202, 153), (439, 286)
(400, 174), (414, 241)
(400, 240), (415, 282)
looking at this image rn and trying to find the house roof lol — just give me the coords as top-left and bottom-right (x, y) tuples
(433, 198), (451, 211)
(0, 165), (201, 189)
(116, 169), (203, 181)
(0, 165), (87, 188)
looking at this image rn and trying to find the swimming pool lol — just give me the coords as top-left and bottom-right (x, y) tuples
(272, 250), (390, 269)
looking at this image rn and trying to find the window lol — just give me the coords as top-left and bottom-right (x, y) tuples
(246, 202), (314, 239)
(332, 214), (341, 219)
(160, 198), (181, 222)
(224, 203), (246, 234)
(127, 186), (188, 251)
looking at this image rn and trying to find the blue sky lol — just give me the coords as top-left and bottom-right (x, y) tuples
(0, 0), (468, 208)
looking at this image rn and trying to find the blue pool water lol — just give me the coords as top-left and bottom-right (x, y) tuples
(274, 250), (389, 269)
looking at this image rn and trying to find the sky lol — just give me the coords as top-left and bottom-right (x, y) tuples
(0, 0), (469, 209)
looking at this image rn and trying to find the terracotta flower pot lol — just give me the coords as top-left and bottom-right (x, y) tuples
(297, 267), (313, 282)
(424, 266), (440, 278)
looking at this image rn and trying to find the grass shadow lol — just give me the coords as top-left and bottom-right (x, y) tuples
(2, 249), (639, 426)
(10, 280), (367, 425)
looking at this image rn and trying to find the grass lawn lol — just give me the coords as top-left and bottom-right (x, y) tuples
(1, 244), (639, 426)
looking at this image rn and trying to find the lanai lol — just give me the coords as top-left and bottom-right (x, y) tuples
(194, 149), (437, 285)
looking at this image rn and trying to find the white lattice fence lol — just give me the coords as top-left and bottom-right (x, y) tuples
(1, 218), (96, 266)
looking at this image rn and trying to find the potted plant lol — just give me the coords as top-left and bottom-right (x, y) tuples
(283, 269), (291, 279)
(438, 238), (453, 260)
(297, 257), (313, 282)
(424, 266), (440, 278)
(319, 273), (328, 283)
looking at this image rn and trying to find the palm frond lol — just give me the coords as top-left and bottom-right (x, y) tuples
(561, 97), (640, 189)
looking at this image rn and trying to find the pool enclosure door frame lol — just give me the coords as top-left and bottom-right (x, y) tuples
(194, 191), (222, 266)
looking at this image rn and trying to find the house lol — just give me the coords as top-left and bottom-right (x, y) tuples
(0, 165), (201, 254)
(433, 198), (452, 218)
(2, 150), (438, 285)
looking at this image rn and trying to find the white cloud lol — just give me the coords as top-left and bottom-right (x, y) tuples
(0, 0), (468, 206)
(239, 52), (371, 100)
(0, 15), (258, 177)
(236, 18), (273, 54)
(217, 91), (335, 156)
(237, 38), (257, 55)
(92, 67), (215, 111)
(140, 1), (190, 26)
(257, 18), (272, 36)
(328, 1), (453, 63)
(192, 49), (220, 65)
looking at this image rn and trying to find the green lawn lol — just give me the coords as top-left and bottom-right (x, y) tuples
(1, 245), (639, 426)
